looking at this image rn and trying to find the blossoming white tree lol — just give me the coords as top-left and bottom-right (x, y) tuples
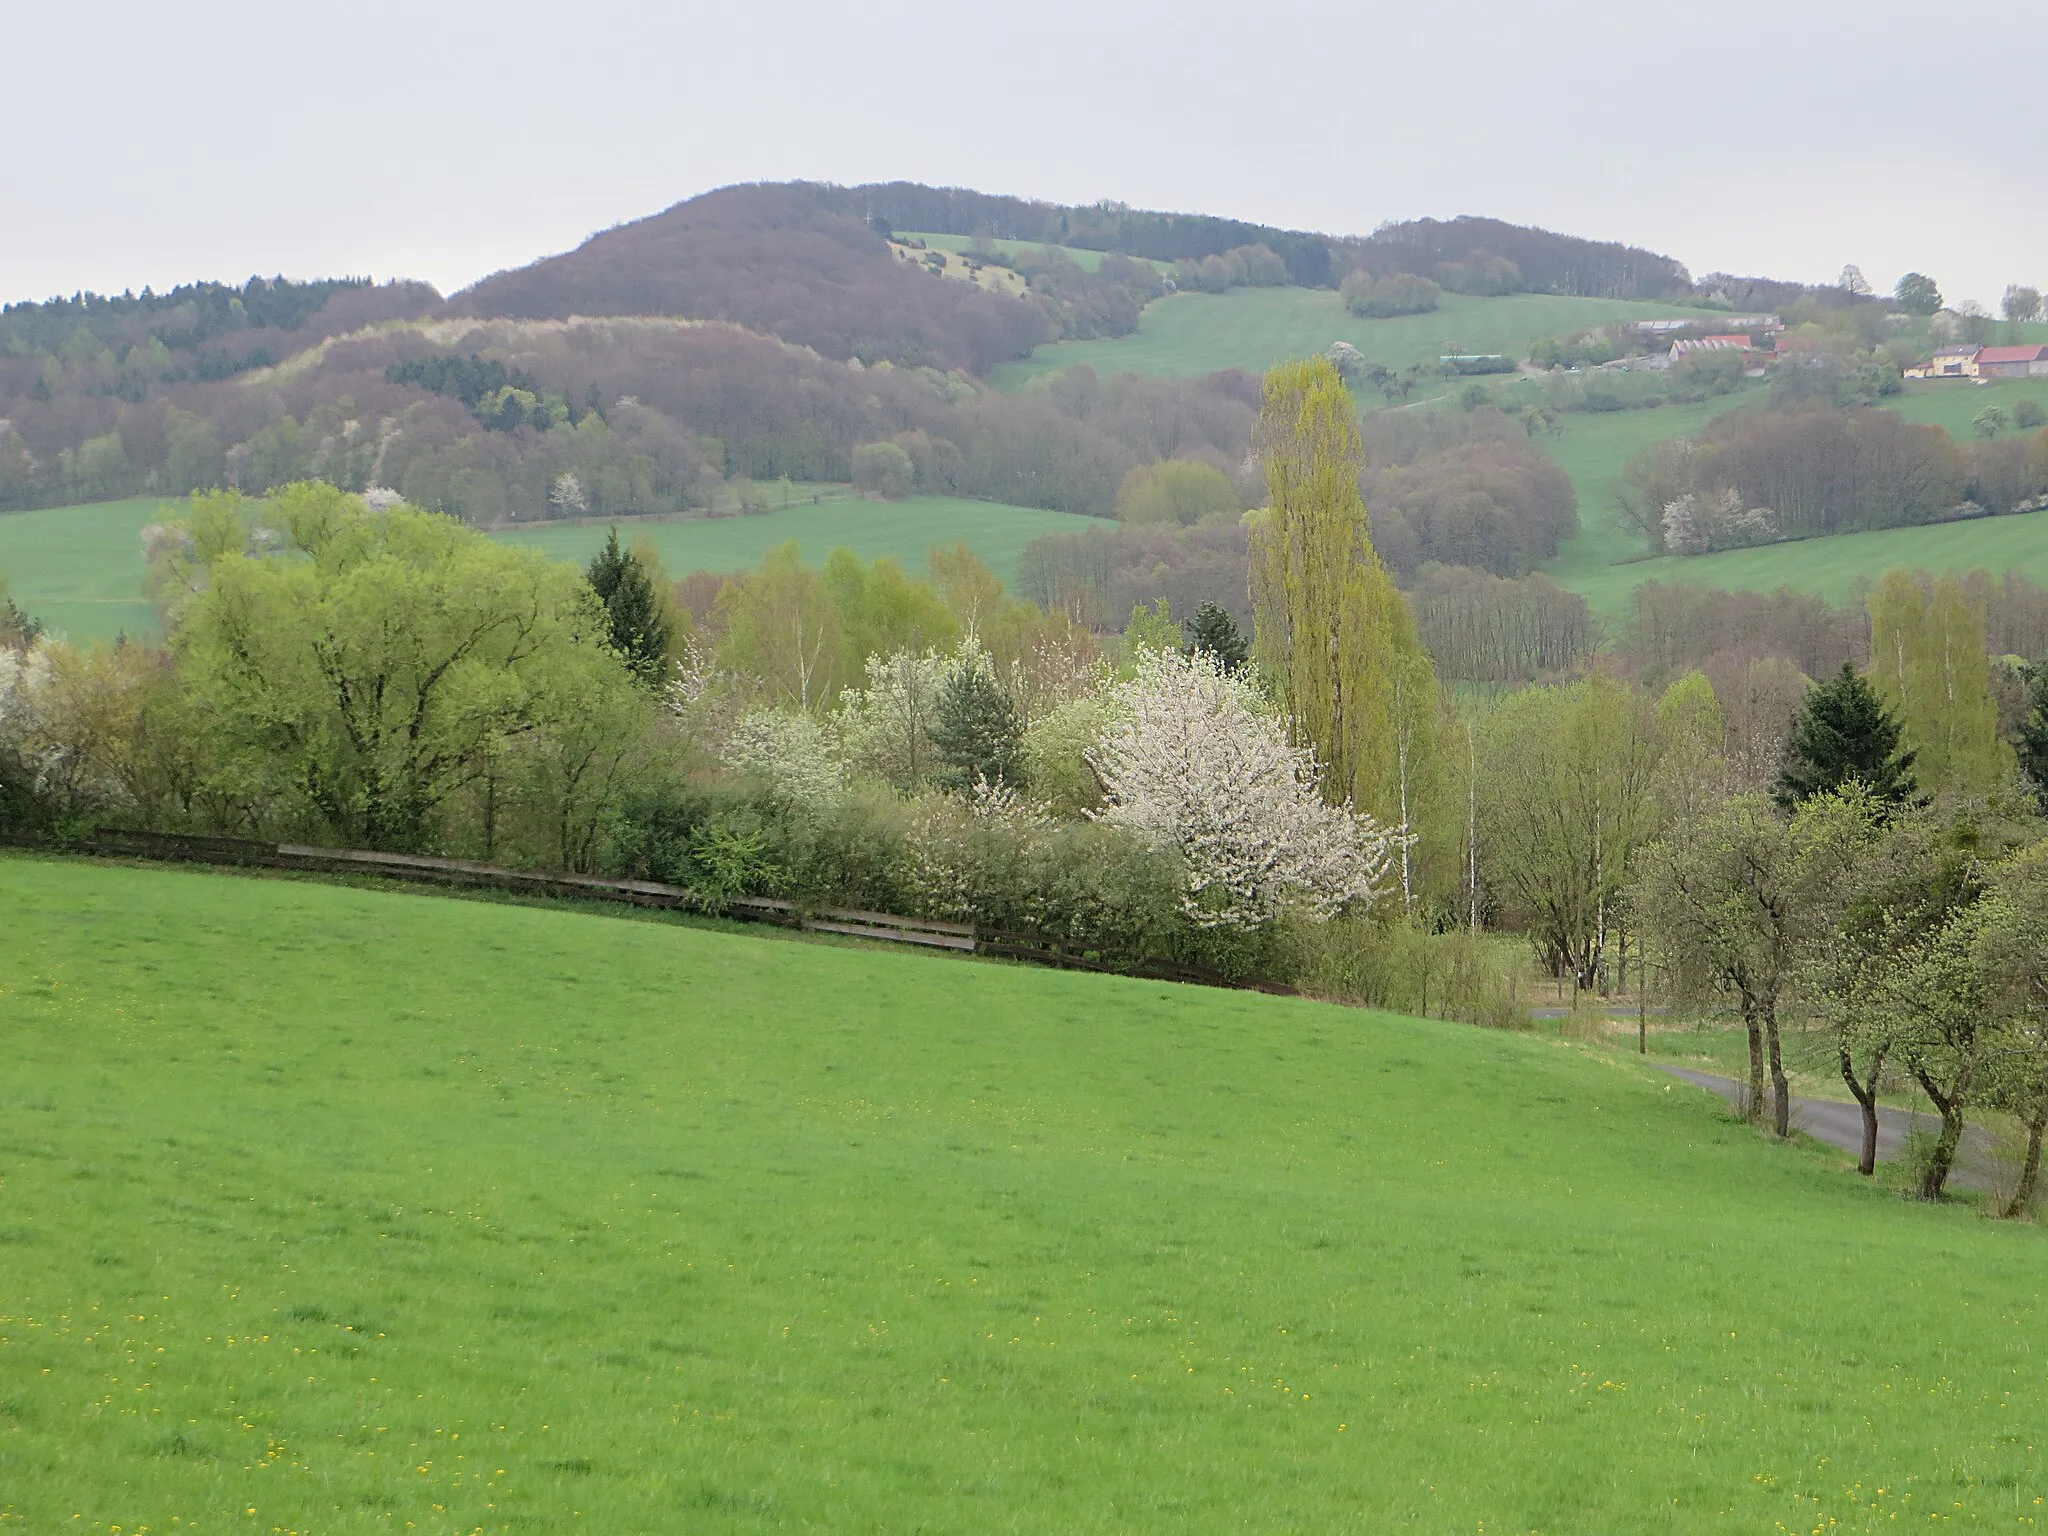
(1088, 647), (1400, 929)
(718, 708), (846, 808)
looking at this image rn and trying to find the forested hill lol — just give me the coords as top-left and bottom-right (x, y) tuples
(451, 183), (1050, 374)
(451, 183), (1697, 358)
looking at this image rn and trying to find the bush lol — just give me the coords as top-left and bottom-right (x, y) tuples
(1340, 271), (1441, 319)
(1116, 459), (1239, 525)
(2014, 399), (2048, 431)
(852, 441), (915, 500)
(1289, 917), (1527, 1029)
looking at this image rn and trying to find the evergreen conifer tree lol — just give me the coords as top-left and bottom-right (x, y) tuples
(585, 529), (671, 686)
(2018, 659), (2048, 810)
(1774, 663), (1918, 810)
(930, 662), (1024, 791)
(1181, 602), (1248, 672)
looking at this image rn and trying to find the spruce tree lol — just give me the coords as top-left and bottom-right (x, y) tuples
(1181, 602), (1248, 673)
(930, 663), (1024, 791)
(2018, 659), (2048, 810)
(1774, 663), (1918, 810)
(585, 529), (671, 685)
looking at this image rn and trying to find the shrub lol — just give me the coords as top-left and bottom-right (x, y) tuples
(1116, 459), (1238, 526)
(1290, 917), (1526, 1029)
(1340, 271), (1441, 319)
(851, 441), (915, 500)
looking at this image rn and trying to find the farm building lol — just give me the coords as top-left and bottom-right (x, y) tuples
(1904, 344), (1981, 379)
(1973, 344), (2048, 378)
(1670, 334), (1755, 358)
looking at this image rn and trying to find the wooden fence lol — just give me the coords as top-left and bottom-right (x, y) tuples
(25, 828), (1294, 997)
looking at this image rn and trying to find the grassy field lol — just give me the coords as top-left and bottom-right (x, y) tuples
(1561, 507), (2048, 618)
(990, 288), (1704, 390)
(0, 498), (169, 644)
(490, 496), (1101, 586)
(0, 495), (1098, 645)
(3, 854), (2044, 1532)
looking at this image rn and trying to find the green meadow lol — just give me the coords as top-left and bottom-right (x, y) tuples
(2, 854), (2043, 1532)
(0, 498), (170, 644)
(989, 288), (1702, 390)
(0, 496), (1100, 644)
(1560, 507), (2048, 618)
(490, 496), (1100, 586)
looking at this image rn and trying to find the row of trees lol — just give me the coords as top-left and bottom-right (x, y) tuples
(1619, 407), (2048, 554)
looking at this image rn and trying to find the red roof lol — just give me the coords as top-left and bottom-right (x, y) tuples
(1976, 345), (2048, 365)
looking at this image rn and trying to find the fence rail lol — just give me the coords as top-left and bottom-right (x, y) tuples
(14, 828), (1293, 997)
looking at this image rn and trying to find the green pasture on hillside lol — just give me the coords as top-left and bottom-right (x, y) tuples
(0, 498), (168, 644)
(900, 232), (1170, 274)
(1888, 375), (2048, 437)
(2, 854), (2044, 1531)
(1561, 507), (2048, 618)
(490, 496), (1102, 585)
(990, 289), (1703, 390)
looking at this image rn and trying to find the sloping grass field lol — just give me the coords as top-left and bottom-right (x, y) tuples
(0, 496), (1100, 645)
(990, 288), (1703, 390)
(490, 496), (1101, 587)
(2, 855), (2043, 1532)
(0, 498), (168, 644)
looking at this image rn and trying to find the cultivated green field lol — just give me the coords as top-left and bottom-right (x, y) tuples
(0, 498), (169, 644)
(990, 288), (1704, 390)
(3, 855), (2043, 1531)
(490, 496), (1101, 586)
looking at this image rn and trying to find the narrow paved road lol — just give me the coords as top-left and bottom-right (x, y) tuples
(1655, 1064), (1996, 1191)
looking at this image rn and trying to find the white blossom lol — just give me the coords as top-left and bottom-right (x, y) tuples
(719, 708), (846, 807)
(1088, 648), (1398, 929)
(836, 647), (955, 790)
(549, 472), (589, 516)
(359, 485), (404, 512)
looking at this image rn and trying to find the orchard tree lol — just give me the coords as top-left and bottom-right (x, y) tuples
(1089, 647), (1398, 930)
(2001, 284), (2042, 324)
(1633, 794), (1863, 1136)
(1973, 841), (2048, 1216)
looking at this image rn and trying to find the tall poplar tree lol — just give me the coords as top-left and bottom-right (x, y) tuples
(1249, 357), (1451, 890)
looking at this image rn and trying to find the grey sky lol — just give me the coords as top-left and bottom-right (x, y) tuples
(9, 0), (2045, 312)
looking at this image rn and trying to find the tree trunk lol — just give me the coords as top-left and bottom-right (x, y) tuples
(1763, 999), (1790, 1139)
(1840, 1048), (1880, 1176)
(1742, 1002), (1766, 1126)
(1911, 1071), (1962, 1201)
(2003, 1097), (2047, 1220)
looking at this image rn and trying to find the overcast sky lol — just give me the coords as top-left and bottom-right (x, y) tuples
(9, 0), (2044, 312)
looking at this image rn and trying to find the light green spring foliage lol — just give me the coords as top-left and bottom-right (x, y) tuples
(176, 486), (645, 857)
(1866, 569), (2012, 794)
(6, 856), (2048, 1531)
(1478, 673), (1682, 979)
(1120, 596), (1179, 664)
(1249, 357), (1454, 894)
(1655, 670), (1728, 825)
(1115, 459), (1238, 526)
